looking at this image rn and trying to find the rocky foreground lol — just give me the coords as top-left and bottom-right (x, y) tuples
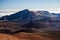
(0, 32), (60, 40)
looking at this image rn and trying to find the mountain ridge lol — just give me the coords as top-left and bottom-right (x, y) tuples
(0, 9), (60, 33)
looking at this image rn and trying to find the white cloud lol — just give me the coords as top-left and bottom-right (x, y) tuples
(0, 9), (20, 16)
(0, 8), (60, 17)
(29, 8), (60, 13)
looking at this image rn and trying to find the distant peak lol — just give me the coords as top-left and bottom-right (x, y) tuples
(22, 9), (29, 11)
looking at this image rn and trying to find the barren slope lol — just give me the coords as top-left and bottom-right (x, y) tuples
(0, 32), (60, 40)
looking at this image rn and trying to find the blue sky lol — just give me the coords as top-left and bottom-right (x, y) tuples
(0, 0), (60, 9)
(0, 0), (60, 16)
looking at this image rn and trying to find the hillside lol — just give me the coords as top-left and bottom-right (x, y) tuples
(0, 32), (60, 40)
(0, 33), (19, 40)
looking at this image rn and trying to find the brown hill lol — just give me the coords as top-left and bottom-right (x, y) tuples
(0, 32), (60, 40)
(13, 32), (60, 40)
(0, 33), (19, 40)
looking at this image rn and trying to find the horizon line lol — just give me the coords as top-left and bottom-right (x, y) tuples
(0, 8), (60, 13)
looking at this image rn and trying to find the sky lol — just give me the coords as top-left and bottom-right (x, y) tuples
(0, 0), (60, 16)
